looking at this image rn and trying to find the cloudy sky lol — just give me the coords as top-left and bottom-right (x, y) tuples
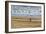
(11, 5), (41, 16)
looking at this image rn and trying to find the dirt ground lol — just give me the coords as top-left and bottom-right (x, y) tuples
(11, 16), (41, 28)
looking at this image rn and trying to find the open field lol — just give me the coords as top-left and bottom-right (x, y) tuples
(11, 16), (41, 28)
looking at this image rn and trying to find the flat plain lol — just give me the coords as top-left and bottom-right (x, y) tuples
(11, 16), (41, 28)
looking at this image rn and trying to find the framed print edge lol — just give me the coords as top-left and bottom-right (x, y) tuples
(5, 1), (9, 33)
(5, 1), (45, 33)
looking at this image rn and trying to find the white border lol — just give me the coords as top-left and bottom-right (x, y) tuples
(8, 2), (44, 32)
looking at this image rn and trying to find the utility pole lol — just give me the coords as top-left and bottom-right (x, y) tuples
(28, 10), (31, 22)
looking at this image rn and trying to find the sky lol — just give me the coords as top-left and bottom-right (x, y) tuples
(11, 5), (41, 16)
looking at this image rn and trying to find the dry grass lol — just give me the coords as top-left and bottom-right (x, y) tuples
(11, 16), (41, 28)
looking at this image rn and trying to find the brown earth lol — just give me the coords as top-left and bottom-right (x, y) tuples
(11, 16), (41, 28)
